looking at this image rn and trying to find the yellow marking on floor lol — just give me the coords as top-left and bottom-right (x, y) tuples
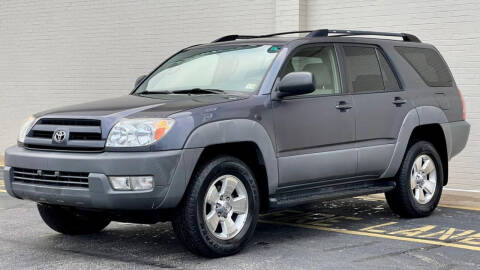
(356, 196), (480, 212)
(261, 220), (480, 252)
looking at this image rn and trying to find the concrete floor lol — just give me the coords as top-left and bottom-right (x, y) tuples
(0, 183), (479, 270)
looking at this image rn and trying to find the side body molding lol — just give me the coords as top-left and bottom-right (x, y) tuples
(381, 106), (448, 179)
(183, 119), (279, 194)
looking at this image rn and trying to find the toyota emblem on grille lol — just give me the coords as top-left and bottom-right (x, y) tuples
(53, 130), (67, 143)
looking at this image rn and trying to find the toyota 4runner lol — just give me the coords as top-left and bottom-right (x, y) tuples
(4, 29), (470, 257)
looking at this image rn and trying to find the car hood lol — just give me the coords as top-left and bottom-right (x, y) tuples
(35, 94), (247, 119)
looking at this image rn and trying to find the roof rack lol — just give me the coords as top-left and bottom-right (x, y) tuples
(212, 29), (421, 43)
(307, 29), (421, 42)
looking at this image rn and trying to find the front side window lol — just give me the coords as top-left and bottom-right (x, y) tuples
(281, 45), (341, 96)
(136, 45), (280, 94)
(344, 46), (385, 93)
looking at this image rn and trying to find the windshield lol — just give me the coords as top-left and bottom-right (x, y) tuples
(135, 45), (281, 94)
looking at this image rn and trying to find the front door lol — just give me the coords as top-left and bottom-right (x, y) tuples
(272, 44), (357, 187)
(339, 44), (414, 177)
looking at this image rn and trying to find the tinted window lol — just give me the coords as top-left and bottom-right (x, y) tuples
(396, 46), (452, 87)
(377, 51), (401, 90)
(281, 45), (341, 96)
(344, 46), (384, 93)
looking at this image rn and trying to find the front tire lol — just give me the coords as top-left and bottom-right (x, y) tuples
(172, 156), (260, 257)
(37, 204), (110, 235)
(386, 141), (444, 218)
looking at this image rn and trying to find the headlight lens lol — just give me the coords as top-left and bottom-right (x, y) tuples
(106, 118), (175, 147)
(18, 115), (36, 143)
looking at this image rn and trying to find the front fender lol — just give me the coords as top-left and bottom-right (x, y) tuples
(184, 119), (279, 194)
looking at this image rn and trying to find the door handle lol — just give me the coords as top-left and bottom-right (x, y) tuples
(393, 97), (407, 107)
(336, 101), (352, 111)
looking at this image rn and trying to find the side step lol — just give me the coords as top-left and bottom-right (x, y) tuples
(269, 179), (396, 209)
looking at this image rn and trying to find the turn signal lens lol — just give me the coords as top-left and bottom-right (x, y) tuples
(18, 115), (36, 143)
(458, 88), (466, 120)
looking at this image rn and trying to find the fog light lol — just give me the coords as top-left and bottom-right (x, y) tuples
(109, 176), (153, 191)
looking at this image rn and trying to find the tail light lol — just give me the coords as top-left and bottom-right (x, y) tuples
(458, 88), (466, 120)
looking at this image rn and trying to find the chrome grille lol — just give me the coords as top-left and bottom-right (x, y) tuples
(13, 168), (89, 188)
(25, 118), (104, 152)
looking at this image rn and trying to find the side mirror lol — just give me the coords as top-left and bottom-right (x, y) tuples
(135, 75), (147, 88)
(275, 72), (315, 99)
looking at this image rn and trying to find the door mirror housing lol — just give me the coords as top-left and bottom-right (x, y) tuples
(275, 72), (315, 99)
(135, 75), (147, 88)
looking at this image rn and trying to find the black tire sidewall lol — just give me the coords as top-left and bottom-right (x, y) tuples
(196, 159), (258, 249)
(37, 204), (110, 235)
(400, 141), (444, 214)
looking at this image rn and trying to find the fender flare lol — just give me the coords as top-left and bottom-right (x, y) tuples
(183, 119), (279, 193)
(381, 106), (448, 178)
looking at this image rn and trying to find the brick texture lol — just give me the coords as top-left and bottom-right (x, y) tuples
(0, 0), (278, 152)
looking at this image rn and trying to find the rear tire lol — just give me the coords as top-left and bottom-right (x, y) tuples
(386, 141), (444, 218)
(172, 155), (260, 258)
(37, 204), (110, 235)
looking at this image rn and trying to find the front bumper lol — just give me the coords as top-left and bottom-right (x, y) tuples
(4, 146), (202, 210)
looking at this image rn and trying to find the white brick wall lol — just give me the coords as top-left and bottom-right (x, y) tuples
(1, 0), (479, 189)
(306, 0), (480, 189)
(0, 0), (278, 152)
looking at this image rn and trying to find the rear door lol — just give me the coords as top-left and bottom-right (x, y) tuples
(339, 44), (414, 177)
(272, 44), (357, 186)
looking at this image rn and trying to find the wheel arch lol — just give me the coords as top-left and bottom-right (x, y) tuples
(173, 119), (278, 211)
(382, 106), (449, 185)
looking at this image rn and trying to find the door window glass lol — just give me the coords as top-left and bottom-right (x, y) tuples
(344, 46), (385, 93)
(281, 46), (341, 96)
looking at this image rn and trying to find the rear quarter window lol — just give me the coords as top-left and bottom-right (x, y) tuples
(395, 46), (453, 87)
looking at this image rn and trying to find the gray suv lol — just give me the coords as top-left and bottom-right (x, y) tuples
(4, 29), (470, 257)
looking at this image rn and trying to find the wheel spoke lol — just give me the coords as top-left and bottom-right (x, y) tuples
(231, 196), (248, 214)
(414, 157), (423, 173)
(221, 217), (237, 237)
(423, 180), (435, 194)
(206, 186), (220, 205)
(205, 211), (219, 232)
(220, 176), (238, 197)
(418, 187), (426, 203)
(414, 187), (420, 201)
(422, 159), (435, 174)
(410, 175), (417, 188)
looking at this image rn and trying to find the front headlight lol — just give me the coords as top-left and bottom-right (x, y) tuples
(18, 115), (36, 143)
(106, 118), (175, 147)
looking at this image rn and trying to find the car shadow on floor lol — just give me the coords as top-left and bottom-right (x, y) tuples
(33, 199), (396, 265)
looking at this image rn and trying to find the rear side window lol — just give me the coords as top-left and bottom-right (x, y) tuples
(395, 47), (453, 87)
(343, 46), (384, 93)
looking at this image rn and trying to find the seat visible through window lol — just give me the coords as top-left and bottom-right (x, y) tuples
(281, 45), (341, 96)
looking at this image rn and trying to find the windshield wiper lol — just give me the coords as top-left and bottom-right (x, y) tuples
(136, 90), (173, 95)
(171, 88), (225, 95)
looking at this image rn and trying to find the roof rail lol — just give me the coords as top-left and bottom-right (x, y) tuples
(212, 31), (312, 43)
(307, 29), (421, 42)
(212, 29), (421, 43)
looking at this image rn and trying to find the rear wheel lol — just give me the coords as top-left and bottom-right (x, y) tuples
(37, 204), (110, 235)
(386, 141), (444, 218)
(172, 155), (259, 257)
